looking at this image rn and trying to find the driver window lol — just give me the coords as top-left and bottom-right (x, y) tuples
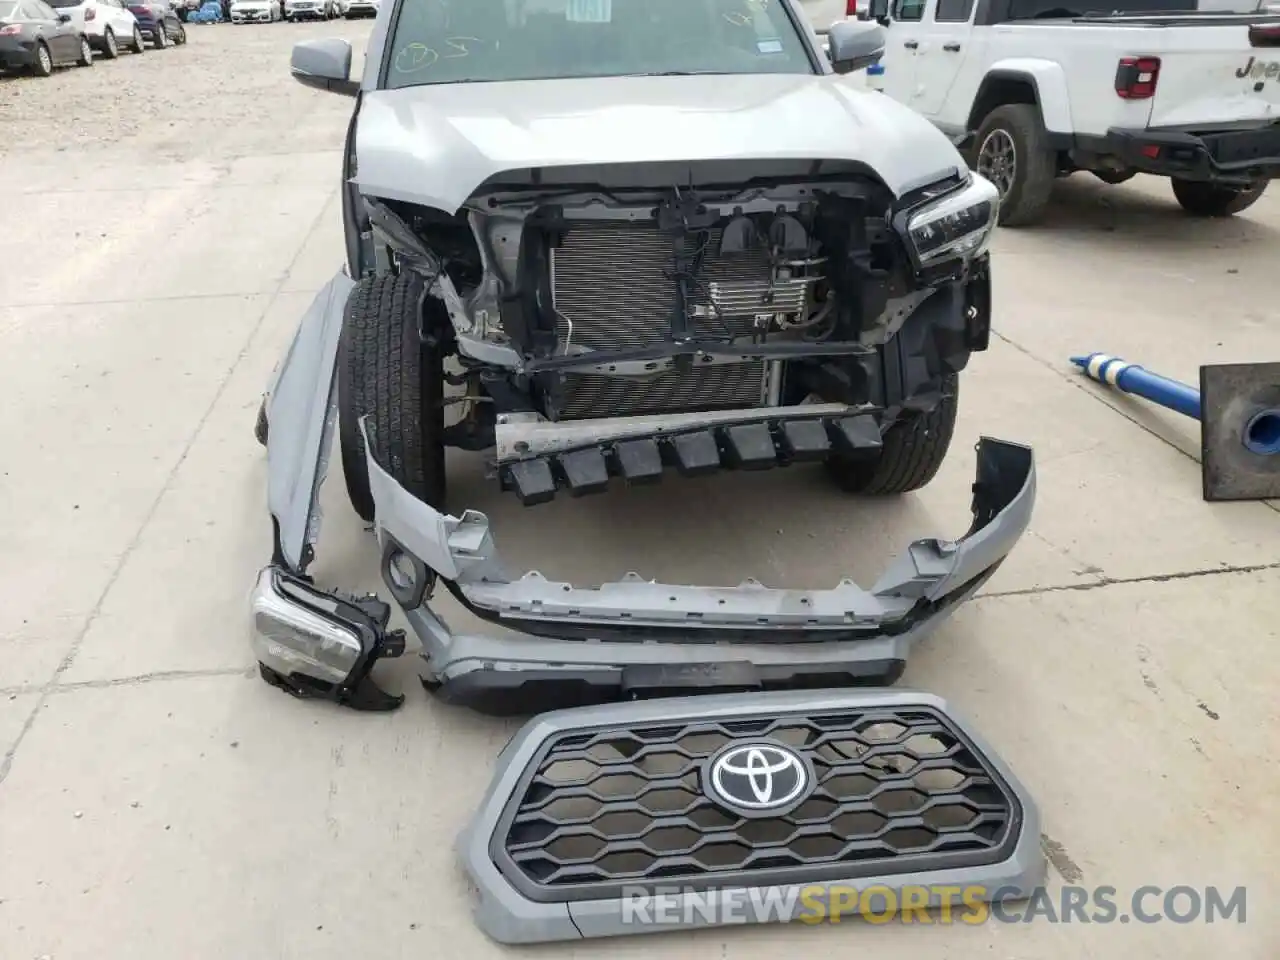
(892, 0), (925, 20)
(934, 0), (974, 19)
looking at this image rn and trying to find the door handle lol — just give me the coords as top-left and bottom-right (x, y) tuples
(943, 42), (962, 51)
(903, 40), (918, 49)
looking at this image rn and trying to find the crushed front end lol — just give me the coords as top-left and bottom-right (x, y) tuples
(251, 156), (1031, 712)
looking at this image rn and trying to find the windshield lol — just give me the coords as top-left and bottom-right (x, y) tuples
(383, 0), (815, 89)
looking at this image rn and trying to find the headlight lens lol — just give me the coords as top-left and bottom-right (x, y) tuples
(905, 173), (999, 269)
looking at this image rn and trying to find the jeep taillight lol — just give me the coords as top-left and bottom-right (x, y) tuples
(1115, 57), (1160, 100)
(1249, 24), (1280, 47)
(845, 0), (859, 13)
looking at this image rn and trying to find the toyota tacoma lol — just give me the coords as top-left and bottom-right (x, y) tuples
(252, 0), (1036, 713)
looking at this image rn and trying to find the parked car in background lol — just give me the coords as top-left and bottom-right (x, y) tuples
(47, 0), (142, 57)
(124, 0), (183, 43)
(230, 0), (279, 20)
(283, 0), (330, 19)
(334, 0), (375, 18)
(0, 0), (93, 75)
(168, 0), (199, 20)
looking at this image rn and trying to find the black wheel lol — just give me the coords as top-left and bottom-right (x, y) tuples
(32, 40), (52, 76)
(826, 374), (960, 496)
(130, 24), (145, 51)
(337, 273), (447, 522)
(77, 33), (93, 65)
(1170, 178), (1267, 218)
(153, 21), (168, 46)
(102, 26), (119, 58)
(972, 104), (1056, 228)
(254, 399), (269, 447)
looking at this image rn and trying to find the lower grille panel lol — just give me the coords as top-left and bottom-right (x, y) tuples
(497, 706), (1018, 897)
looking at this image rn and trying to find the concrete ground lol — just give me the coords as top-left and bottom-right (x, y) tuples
(1, 19), (1277, 960)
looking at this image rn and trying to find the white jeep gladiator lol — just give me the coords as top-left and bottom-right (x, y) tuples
(870, 0), (1280, 223)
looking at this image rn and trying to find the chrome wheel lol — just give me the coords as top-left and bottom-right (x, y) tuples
(80, 36), (93, 64)
(977, 128), (1017, 199)
(105, 28), (117, 56)
(36, 44), (52, 74)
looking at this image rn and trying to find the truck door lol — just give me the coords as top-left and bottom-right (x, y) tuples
(911, 0), (975, 117)
(877, 0), (927, 108)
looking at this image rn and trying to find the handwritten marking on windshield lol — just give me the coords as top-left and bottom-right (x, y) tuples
(393, 36), (486, 73)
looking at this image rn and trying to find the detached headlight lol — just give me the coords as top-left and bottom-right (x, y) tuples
(902, 173), (999, 272)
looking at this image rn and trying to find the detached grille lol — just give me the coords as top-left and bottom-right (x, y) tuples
(497, 707), (1018, 899)
(549, 221), (772, 420)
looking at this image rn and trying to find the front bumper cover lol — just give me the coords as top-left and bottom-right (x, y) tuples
(253, 272), (1035, 713)
(458, 688), (1045, 944)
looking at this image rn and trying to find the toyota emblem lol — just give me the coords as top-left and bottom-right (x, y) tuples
(704, 741), (813, 816)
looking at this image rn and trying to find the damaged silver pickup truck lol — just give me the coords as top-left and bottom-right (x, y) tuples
(252, 0), (1038, 716)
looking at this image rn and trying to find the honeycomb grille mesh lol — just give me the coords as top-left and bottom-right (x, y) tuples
(550, 221), (769, 419)
(500, 709), (1015, 892)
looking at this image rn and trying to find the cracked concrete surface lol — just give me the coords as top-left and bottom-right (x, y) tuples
(1, 20), (1278, 960)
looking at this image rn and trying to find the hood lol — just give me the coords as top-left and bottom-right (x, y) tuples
(352, 73), (966, 212)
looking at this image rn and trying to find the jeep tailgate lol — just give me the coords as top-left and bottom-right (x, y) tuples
(1142, 17), (1280, 128)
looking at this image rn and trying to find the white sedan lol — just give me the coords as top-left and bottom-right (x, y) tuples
(46, 0), (144, 57)
(229, 0), (280, 21)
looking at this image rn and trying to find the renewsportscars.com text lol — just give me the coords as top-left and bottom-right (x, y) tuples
(620, 884), (1248, 926)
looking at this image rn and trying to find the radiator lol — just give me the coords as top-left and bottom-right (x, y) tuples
(550, 221), (773, 421)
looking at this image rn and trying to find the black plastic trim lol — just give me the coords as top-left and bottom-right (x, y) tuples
(485, 703), (1025, 904)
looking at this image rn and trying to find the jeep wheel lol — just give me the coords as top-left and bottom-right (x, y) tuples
(337, 273), (447, 522)
(1170, 179), (1267, 218)
(825, 374), (959, 496)
(973, 104), (1056, 227)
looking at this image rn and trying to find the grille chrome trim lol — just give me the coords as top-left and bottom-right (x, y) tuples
(458, 690), (1045, 944)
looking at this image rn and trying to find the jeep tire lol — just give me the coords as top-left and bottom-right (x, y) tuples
(1171, 178), (1267, 218)
(826, 374), (960, 496)
(972, 104), (1056, 228)
(337, 272), (447, 523)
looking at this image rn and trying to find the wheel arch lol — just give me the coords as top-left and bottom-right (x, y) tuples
(967, 61), (1072, 136)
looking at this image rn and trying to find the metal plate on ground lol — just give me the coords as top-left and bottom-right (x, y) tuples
(1200, 362), (1280, 502)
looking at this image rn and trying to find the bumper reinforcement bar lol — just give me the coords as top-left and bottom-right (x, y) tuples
(457, 688), (1046, 943)
(495, 404), (884, 506)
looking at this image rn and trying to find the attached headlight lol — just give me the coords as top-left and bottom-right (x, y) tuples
(901, 173), (999, 273)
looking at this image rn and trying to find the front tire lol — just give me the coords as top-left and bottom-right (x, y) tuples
(337, 273), (447, 522)
(32, 40), (52, 76)
(1170, 178), (1267, 218)
(102, 27), (119, 58)
(826, 374), (960, 496)
(972, 104), (1056, 227)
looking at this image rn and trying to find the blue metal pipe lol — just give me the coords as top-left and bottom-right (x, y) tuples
(1070, 353), (1202, 420)
(1071, 352), (1280, 459)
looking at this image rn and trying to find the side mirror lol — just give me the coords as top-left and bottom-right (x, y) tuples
(827, 19), (885, 74)
(291, 38), (358, 97)
(868, 0), (891, 25)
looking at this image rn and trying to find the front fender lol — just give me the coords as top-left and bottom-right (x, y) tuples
(980, 59), (1073, 135)
(265, 270), (354, 574)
